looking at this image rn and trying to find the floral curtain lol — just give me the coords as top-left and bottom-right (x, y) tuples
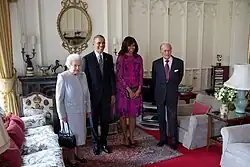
(0, 0), (19, 115)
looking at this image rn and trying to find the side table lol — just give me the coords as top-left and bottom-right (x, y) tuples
(141, 102), (158, 123)
(179, 92), (197, 104)
(206, 110), (250, 151)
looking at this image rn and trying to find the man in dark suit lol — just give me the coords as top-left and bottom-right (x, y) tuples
(82, 35), (115, 155)
(152, 43), (184, 150)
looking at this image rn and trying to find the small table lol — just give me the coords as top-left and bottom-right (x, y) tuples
(206, 111), (250, 150)
(142, 102), (158, 123)
(179, 92), (197, 104)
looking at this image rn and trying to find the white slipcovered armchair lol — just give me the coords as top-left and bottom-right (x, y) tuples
(177, 93), (226, 149)
(220, 124), (250, 167)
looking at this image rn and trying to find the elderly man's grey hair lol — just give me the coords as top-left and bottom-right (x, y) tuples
(65, 54), (82, 69)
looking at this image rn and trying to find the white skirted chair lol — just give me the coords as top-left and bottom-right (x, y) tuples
(220, 124), (250, 167)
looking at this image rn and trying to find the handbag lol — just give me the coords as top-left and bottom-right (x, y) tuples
(125, 87), (138, 99)
(58, 122), (76, 148)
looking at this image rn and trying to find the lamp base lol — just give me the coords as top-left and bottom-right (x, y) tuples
(235, 90), (248, 114)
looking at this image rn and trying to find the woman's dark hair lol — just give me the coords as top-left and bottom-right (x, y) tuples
(118, 36), (139, 55)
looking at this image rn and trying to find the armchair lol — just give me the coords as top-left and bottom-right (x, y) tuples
(220, 124), (250, 167)
(177, 93), (226, 150)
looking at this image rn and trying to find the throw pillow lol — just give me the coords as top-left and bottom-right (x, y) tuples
(192, 101), (211, 115)
(6, 120), (25, 149)
(21, 114), (46, 130)
(23, 108), (44, 117)
(9, 114), (25, 132)
(1, 138), (21, 167)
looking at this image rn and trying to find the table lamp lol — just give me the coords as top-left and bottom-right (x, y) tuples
(224, 64), (250, 114)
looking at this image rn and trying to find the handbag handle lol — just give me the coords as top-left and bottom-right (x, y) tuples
(61, 121), (73, 136)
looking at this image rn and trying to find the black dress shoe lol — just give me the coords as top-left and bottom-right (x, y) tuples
(66, 158), (79, 167)
(101, 145), (112, 153)
(157, 141), (167, 147)
(170, 143), (177, 150)
(74, 154), (87, 163)
(93, 146), (100, 155)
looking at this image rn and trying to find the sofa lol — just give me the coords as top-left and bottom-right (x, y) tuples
(0, 92), (65, 167)
(176, 93), (226, 149)
(220, 124), (250, 167)
(1, 113), (65, 167)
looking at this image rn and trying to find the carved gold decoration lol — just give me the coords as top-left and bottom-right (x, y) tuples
(57, 0), (92, 54)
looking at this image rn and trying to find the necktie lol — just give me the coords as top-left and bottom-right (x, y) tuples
(165, 59), (169, 80)
(99, 54), (103, 74)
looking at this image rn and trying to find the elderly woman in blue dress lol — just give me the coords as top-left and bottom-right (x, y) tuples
(56, 54), (91, 167)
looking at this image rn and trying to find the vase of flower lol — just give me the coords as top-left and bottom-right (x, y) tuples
(215, 86), (237, 114)
(220, 104), (229, 115)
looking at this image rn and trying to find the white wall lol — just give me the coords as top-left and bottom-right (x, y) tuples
(9, 0), (250, 89)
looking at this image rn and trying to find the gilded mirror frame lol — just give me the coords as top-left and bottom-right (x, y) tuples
(57, 0), (92, 54)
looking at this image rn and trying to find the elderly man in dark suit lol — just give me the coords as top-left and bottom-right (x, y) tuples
(82, 35), (115, 155)
(152, 43), (184, 150)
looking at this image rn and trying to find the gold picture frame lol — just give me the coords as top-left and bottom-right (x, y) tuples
(57, 0), (92, 54)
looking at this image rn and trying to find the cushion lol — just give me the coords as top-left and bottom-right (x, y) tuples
(25, 125), (54, 137)
(9, 114), (25, 132)
(6, 120), (25, 149)
(196, 93), (220, 111)
(192, 101), (211, 115)
(22, 133), (59, 155)
(1, 138), (21, 167)
(21, 163), (52, 167)
(23, 108), (45, 117)
(227, 143), (250, 162)
(21, 114), (46, 130)
(22, 148), (64, 166)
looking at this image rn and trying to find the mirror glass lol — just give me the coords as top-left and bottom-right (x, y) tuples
(57, 0), (92, 54)
(60, 7), (88, 46)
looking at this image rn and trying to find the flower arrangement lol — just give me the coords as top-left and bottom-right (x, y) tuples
(214, 86), (237, 106)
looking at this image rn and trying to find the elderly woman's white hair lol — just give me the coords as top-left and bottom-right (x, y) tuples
(65, 54), (82, 69)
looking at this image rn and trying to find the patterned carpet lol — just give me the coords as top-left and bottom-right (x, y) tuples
(76, 128), (182, 167)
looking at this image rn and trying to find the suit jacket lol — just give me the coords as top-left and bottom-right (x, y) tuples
(152, 56), (184, 105)
(82, 51), (115, 106)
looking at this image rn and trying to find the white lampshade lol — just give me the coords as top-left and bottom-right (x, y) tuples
(224, 64), (250, 90)
(0, 118), (9, 154)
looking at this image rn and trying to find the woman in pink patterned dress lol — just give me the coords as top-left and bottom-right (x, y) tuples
(115, 36), (143, 147)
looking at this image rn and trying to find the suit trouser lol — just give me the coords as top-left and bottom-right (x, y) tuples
(157, 97), (178, 144)
(90, 99), (111, 147)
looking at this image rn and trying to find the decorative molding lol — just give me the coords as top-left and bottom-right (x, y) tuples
(129, 0), (168, 16)
(249, 2), (250, 13)
(235, 0), (241, 16)
(169, 1), (185, 16)
(129, 0), (149, 14)
(228, 1), (233, 19)
(204, 3), (217, 17)
(187, 2), (202, 17)
(150, 0), (168, 16)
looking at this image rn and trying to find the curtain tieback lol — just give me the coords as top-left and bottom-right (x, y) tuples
(0, 75), (16, 95)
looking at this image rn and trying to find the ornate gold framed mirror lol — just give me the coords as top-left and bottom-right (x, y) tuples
(57, 0), (92, 54)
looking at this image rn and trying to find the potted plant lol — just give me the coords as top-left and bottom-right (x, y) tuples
(214, 86), (237, 115)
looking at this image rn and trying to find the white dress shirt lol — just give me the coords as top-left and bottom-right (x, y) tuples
(94, 50), (103, 63)
(163, 56), (173, 70)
